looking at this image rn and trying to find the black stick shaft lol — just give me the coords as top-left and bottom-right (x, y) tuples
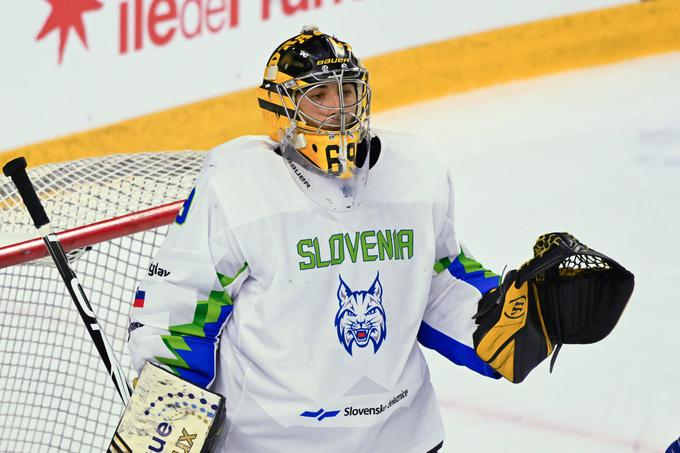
(2, 157), (49, 228)
(3, 157), (133, 405)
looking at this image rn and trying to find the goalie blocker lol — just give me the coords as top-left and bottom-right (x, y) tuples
(473, 232), (634, 383)
(109, 362), (225, 453)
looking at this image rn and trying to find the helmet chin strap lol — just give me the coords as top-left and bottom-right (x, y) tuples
(338, 132), (349, 174)
(337, 70), (348, 174)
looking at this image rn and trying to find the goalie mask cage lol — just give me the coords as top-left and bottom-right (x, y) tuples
(0, 151), (205, 452)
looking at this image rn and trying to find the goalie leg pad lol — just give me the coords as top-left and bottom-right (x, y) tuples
(108, 362), (226, 453)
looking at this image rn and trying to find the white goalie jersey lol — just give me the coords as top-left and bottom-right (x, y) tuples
(127, 130), (500, 453)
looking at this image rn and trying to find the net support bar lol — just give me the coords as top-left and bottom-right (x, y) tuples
(0, 200), (184, 269)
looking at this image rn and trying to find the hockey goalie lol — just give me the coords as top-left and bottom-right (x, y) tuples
(116, 27), (634, 452)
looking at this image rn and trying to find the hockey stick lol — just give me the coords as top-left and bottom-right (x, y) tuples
(2, 157), (133, 405)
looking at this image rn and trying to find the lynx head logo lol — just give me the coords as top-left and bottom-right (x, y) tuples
(334, 273), (386, 355)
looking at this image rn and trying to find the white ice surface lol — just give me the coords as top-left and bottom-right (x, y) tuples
(373, 52), (680, 453)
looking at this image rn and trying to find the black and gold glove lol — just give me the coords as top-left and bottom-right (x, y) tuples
(473, 232), (634, 383)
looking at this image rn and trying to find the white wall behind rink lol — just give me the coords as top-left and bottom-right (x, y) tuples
(0, 0), (632, 151)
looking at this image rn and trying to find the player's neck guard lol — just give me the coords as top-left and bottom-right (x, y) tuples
(280, 134), (380, 212)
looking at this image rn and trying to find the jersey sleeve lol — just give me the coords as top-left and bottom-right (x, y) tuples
(127, 162), (248, 388)
(417, 170), (501, 379)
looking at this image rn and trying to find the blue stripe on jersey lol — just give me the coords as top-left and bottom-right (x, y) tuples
(417, 321), (500, 379)
(174, 336), (219, 387)
(447, 251), (500, 295)
(171, 304), (234, 387)
(175, 187), (196, 225)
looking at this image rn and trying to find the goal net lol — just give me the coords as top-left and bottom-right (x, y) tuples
(0, 151), (205, 452)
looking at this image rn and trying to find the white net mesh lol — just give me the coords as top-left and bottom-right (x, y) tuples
(0, 151), (205, 452)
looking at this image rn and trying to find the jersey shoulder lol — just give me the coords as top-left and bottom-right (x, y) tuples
(369, 129), (449, 201)
(204, 135), (279, 171)
(198, 135), (310, 226)
(374, 129), (446, 161)
(203, 135), (293, 199)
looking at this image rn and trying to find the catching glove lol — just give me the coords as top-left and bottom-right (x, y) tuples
(472, 232), (634, 383)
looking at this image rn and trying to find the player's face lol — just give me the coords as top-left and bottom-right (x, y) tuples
(297, 82), (358, 130)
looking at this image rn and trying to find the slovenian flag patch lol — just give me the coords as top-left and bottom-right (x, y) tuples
(133, 289), (146, 308)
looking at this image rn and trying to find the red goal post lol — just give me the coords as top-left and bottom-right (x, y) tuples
(0, 151), (204, 452)
(0, 201), (184, 269)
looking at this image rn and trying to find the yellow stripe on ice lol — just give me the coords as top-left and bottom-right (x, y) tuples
(1, 0), (679, 167)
